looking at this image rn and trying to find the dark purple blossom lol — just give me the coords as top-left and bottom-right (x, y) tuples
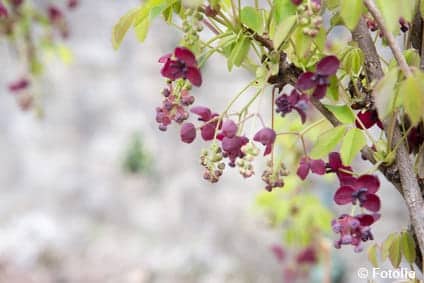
(159, 47), (202, 87)
(355, 109), (383, 130)
(8, 78), (30, 93)
(191, 106), (220, 141)
(296, 157), (326, 180)
(0, 2), (8, 17)
(253, 127), (276, 155)
(332, 213), (378, 252)
(275, 89), (309, 123)
(407, 122), (424, 154)
(334, 174), (381, 212)
(180, 122), (196, 143)
(296, 56), (340, 99)
(271, 245), (285, 262)
(296, 247), (317, 264)
(48, 5), (63, 22)
(291, 0), (302, 5)
(67, 0), (78, 9)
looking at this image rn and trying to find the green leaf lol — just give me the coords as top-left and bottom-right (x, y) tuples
(401, 231), (416, 264)
(134, 18), (150, 42)
(228, 35), (251, 70)
(399, 73), (424, 126)
(324, 104), (355, 124)
(273, 0), (297, 24)
(340, 128), (366, 165)
(342, 47), (364, 75)
(374, 0), (402, 34)
(374, 67), (399, 120)
(340, 0), (363, 30)
(240, 7), (264, 34)
(273, 15), (297, 49)
(112, 9), (138, 50)
(381, 233), (396, 261)
(389, 233), (402, 268)
(367, 244), (379, 268)
(310, 126), (346, 159)
(292, 27), (312, 60)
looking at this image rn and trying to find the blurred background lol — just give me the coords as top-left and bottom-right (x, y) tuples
(0, 1), (412, 282)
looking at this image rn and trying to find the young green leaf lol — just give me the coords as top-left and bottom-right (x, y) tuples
(340, 0), (363, 30)
(340, 128), (366, 165)
(240, 7), (264, 34)
(400, 231), (416, 264)
(381, 233), (396, 261)
(272, 15), (297, 49)
(228, 35), (251, 70)
(112, 9), (138, 50)
(310, 126), (346, 159)
(341, 47), (364, 75)
(367, 243), (379, 268)
(399, 73), (424, 126)
(374, 67), (399, 120)
(273, 0), (297, 24)
(388, 233), (402, 268)
(324, 105), (355, 124)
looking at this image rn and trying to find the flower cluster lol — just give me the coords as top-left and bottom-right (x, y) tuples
(296, 0), (322, 37)
(156, 47), (201, 131)
(329, 152), (381, 252)
(155, 46), (282, 187)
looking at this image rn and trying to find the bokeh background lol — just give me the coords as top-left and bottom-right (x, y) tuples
(0, 1), (412, 282)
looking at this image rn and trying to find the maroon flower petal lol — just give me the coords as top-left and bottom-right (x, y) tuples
(221, 120), (238, 138)
(160, 60), (182, 81)
(186, 67), (202, 87)
(328, 152), (342, 171)
(174, 46), (198, 67)
(200, 123), (216, 141)
(8, 78), (30, 93)
(222, 136), (243, 152)
(356, 214), (375, 226)
(355, 110), (379, 129)
(180, 122), (196, 143)
(362, 194), (381, 212)
(264, 144), (273, 156)
(296, 158), (310, 180)
(357, 175), (380, 193)
(190, 106), (212, 121)
(271, 245), (285, 262)
(310, 159), (326, 175)
(316, 55), (340, 76)
(158, 53), (171, 63)
(334, 186), (355, 205)
(296, 72), (316, 90)
(0, 3), (8, 17)
(253, 127), (276, 146)
(312, 85), (327, 99)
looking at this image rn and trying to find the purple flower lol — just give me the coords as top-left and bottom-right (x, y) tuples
(48, 5), (63, 22)
(0, 2), (8, 17)
(407, 122), (424, 154)
(291, 0), (302, 5)
(8, 78), (30, 93)
(221, 119), (238, 138)
(180, 122), (196, 143)
(334, 174), (381, 212)
(296, 157), (326, 180)
(191, 106), (220, 141)
(296, 247), (317, 264)
(355, 109), (383, 130)
(159, 47), (202, 87)
(253, 127), (276, 155)
(67, 0), (78, 9)
(221, 135), (249, 166)
(296, 56), (340, 99)
(275, 89), (309, 123)
(332, 213), (378, 252)
(270, 245), (285, 262)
